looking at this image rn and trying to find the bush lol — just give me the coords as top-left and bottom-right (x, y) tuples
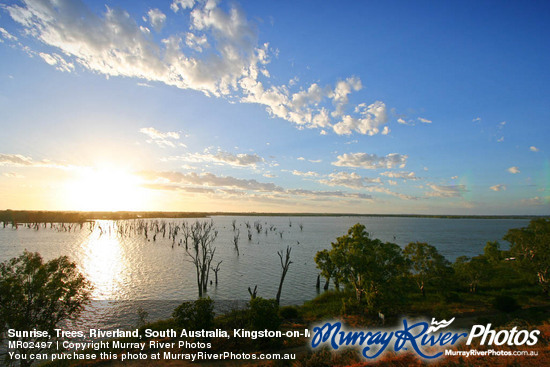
(248, 297), (280, 331)
(173, 297), (214, 331)
(492, 294), (521, 313)
(279, 305), (299, 320)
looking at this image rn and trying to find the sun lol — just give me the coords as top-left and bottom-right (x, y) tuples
(65, 165), (146, 211)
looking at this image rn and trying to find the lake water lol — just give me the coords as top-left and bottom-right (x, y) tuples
(0, 216), (530, 330)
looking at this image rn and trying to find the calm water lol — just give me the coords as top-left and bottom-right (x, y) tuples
(0, 216), (529, 330)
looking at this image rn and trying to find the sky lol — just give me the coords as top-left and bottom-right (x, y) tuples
(0, 0), (548, 214)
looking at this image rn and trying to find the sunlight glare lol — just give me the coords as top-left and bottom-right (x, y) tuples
(66, 165), (146, 211)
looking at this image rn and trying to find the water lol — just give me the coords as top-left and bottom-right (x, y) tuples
(0, 216), (529, 330)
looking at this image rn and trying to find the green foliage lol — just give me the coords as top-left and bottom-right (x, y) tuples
(248, 297), (281, 331)
(484, 241), (504, 264)
(504, 218), (550, 294)
(0, 251), (91, 367)
(453, 255), (491, 292)
(492, 294), (521, 313)
(403, 242), (452, 296)
(316, 223), (408, 311)
(173, 297), (214, 331)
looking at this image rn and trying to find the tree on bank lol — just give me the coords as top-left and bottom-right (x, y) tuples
(0, 251), (91, 367)
(403, 242), (452, 297)
(504, 218), (550, 295)
(318, 224), (407, 310)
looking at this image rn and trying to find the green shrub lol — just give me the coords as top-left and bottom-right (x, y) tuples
(248, 297), (280, 331)
(173, 297), (214, 331)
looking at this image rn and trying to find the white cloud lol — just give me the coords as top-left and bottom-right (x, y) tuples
(171, 0), (196, 13)
(451, 175), (458, 180)
(292, 170), (319, 177)
(332, 152), (407, 169)
(139, 127), (181, 148)
(417, 117), (432, 124)
(332, 101), (388, 135)
(147, 9), (167, 31)
(397, 118), (408, 124)
(380, 171), (417, 180)
(319, 171), (380, 189)
(530, 146), (539, 152)
(388, 180), (397, 186)
(139, 170), (374, 201)
(0, 153), (69, 169)
(3, 172), (25, 178)
(472, 117), (481, 122)
(0, 27), (18, 41)
(426, 184), (466, 198)
(507, 166), (520, 174)
(521, 196), (548, 206)
(6, 0), (395, 136)
(38, 52), (74, 72)
(172, 151), (264, 167)
(489, 184), (506, 192)
(0, 154), (34, 166)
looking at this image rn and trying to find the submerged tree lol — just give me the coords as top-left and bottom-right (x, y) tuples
(504, 218), (550, 294)
(0, 251), (91, 367)
(185, 220), (218, 298)
(403, 242), (451, 297)
(275, 246), (293, 305)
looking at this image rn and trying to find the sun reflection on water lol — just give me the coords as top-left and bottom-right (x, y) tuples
(80, 220), (127, 299)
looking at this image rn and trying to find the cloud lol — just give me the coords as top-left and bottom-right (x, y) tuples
(332, 101), (388, 135)
(3, 172), (25, 178)
(489, 184), (506, 192)
(507, 166), (520, 174)
(332, 152), (407, 169)
(530, 146), (539, 152)
(0, 154), (34, 166)
(171, 0), (195, 13)
(139, 127), (181, 148)
(380, 171), (417, 180)
(397, 118), (408, 124)
(147, 9), (166, 31)
(139, 170), (374, 201)
(5, 0), (391, 136)
(472, 117), (481, 122)
(417, 117), (432, 124)
(38, 52), (74, 72)
(0, 27), (18, 41)
(168, 151), (264, 167)
(0, 153), (69, 169)
(319, 171), (380, 189)
(521, 196), (548, 206)
(292, 170), (319, 177)
(426, 184), (467, 198)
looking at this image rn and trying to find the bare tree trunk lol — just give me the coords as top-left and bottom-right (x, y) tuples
(276, 246), (293, 305)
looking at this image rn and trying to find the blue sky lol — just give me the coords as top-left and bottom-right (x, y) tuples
(0, 0), (548, 214)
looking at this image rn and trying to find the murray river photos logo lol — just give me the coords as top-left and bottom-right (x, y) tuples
(310, 318), (540, 360)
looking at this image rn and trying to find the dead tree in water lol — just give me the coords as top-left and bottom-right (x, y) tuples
(212, 260), (222, 285)
(185, 220), (218, 298)
(233, 230), (240, 256)
(248, 285), (258, 299)
(275, 246), (293, 305)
